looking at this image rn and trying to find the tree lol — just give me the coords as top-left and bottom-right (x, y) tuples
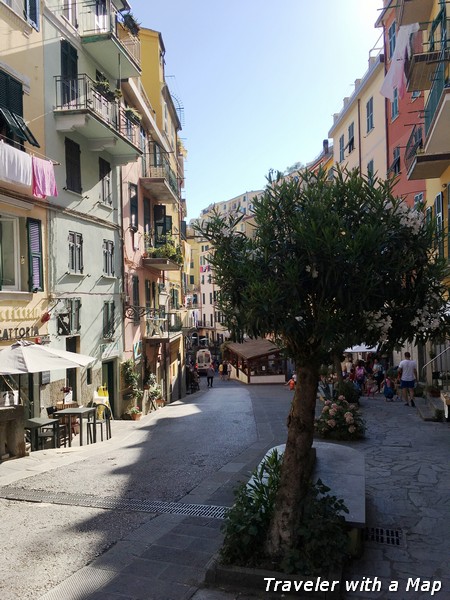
(196, 167), (450, 562)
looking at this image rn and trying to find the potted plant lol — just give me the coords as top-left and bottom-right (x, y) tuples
(122, 12), (140, 36)
(146, 373), (164, 407)
(124, 106), (142, 124)
(146, 233), (183, 266)
(94, 80), (121, 102)
(122, 359), (143, 402)
(128, 405), (142, 420)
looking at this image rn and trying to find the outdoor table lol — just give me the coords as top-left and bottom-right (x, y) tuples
(54, 406), (97, 447)
(25, 417), (58, 452)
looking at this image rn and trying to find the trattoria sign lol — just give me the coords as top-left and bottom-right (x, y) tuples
(0, 308), (41, 341)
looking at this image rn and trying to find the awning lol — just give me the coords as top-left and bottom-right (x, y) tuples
(226, 338), (281, 360)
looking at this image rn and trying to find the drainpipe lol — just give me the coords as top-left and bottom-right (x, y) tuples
(357, 99), (362, 172)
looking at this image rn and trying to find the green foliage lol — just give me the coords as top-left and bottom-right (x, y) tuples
(195, 167), (450, 362)
(220, 449), (282, 567)
(145, 233), (183, 266)
(335, 380), (361, 405)
(220, 451), (349, 575)
(281, 479), (349, 576)
(122, 359), (143, 401)
(315, 395), (365, 440)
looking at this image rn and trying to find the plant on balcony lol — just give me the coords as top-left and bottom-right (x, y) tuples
(122, 12), (140, 36)
(124, 106), (142, 124)
(145, 373), (163, 400)
(144, 233), (183, 266)
(94, 80), (122, 102)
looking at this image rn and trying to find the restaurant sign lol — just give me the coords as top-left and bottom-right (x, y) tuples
(0, 307), (41, 341)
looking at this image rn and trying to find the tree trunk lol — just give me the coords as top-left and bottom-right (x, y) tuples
(333, 353), (344, 384)
(265, 362), (319, 559)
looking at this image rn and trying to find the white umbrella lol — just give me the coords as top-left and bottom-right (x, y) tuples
(344, 344), (378, 353)
(0, 340), (96, 375)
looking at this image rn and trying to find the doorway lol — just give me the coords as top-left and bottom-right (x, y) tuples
(65, 337), (78, 401)
(102, 361), (115, 417)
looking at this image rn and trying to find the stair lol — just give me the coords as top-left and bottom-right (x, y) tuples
(415, 394), (447, 421)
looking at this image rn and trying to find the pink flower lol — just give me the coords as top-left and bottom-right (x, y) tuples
(345, 415), (354, 424)
(327, 419), (336, 428)
(348, 425), (356, 433)
(338, 395), (346, 401)
(329, 409), (337, 417)
(322, 405), (329, 412)
(325, 400), (332, 406)
(344, 412), (353, 419)
(331, 403), (339, 410)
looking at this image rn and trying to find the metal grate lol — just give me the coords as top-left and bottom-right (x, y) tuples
(365, 526), (403, 546)
(0, 487), (228, 519)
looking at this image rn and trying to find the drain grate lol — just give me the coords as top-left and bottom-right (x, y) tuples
(0, 487), (228, 519)
(365, 526), (403, 546)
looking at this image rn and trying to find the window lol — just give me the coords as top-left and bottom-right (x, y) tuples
(388, 22), (396, 59)
(102, 240), (114, 276)
(391, 147), (401, 175)
(99, 158), (111, 204)
(27, 218), (43, 292)
(367, 160), (374, 185)
(65, 138), (81, 193)
(0, 216), (43, 292)
(414, 192), (424, 208)
(62, 0), (77, 28)
(57, 298), (81, 335)
(132, 275), (139, 324)
(189, 275), (194, 285)
(102, 301), (115, 338)
(366, 97), (374, 133)
(153, 204), (172, 246)
(435, 193), (444, 258)
(391, 87), (399, 120)
(348, 122), (355, 153)
(209, 292), (213, 304)
(411, 90), (421, 100)
(24, 0), (40, 30)
(68, 231), (83, 273)
(129, 184), (138, 231)
(339, 135), (345, 162)
(0, 70), (39, 148)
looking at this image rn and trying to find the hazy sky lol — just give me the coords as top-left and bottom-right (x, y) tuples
(129, 0), (383, 220)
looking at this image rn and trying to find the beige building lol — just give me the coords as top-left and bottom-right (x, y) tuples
(328, 46), (386, 182)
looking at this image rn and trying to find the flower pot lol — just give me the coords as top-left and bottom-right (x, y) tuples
(131, 412), (142, 421)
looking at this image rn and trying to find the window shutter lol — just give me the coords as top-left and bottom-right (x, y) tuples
(0, 220), (3, 291)
(25, 0), (40, 31)
(164, 215), (172, 235)
(27, 218), (43, 292)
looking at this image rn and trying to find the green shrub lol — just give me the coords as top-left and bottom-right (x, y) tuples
(335, 380), (360, 404)
(281, 480), (349, 575)
(220, 448), (282, 567)
(220, 451), (350, 576)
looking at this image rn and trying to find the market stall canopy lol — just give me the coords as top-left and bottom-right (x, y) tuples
(0, 340), (96, 375)
(344, 345), (378, 354)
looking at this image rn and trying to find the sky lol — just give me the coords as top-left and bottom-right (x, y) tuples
(129, 0), (384, 221)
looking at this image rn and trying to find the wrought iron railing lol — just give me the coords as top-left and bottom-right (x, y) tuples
(54, 74), (140, 148)
(143, 142), (180, 199)
(404, 124), (423, 174)
(424, 60), (446, 135)
(77, 0), (140, 66)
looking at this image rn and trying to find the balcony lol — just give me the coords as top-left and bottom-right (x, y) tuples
(139, 144), (180, 204)
(142, 256), (182, 271)
(406, 15), (450, 92)
(54, 74), (142, 164)
(396, 0), (434, 27)
(424, 61), (450, 155)
(144, 308), (168, 342)
(77, 1), (141, 79)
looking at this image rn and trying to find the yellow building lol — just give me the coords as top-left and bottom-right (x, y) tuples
(328, 46), (386, 181)
(0, 0), (57, 423)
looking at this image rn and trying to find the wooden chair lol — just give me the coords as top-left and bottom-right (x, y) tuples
(45, 407), (70, 447)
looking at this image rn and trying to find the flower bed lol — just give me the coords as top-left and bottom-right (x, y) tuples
(315, 395), (365, 440)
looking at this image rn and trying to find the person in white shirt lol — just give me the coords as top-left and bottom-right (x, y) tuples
(398, 352), (418, 407)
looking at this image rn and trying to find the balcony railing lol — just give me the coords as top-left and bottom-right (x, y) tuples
(77, 0), (140, 69)
(144, 308), (168, 339)
(405, 124), (423, 174)
(140, 142), (180, 202)
(54, 74), (141, 149)
(425, 60), (446, 136)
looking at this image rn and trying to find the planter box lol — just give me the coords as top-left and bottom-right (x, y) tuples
(205, 556), (342, 599)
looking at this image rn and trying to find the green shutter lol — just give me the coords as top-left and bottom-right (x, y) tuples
(27, 218), (43, 292)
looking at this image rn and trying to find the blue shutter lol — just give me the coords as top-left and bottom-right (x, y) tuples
(27, 218), (43, 292)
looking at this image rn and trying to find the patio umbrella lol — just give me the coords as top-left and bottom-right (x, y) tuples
(0, 340), (96, 375)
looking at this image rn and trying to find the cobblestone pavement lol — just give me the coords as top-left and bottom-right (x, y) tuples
(0, 382), (449, 599)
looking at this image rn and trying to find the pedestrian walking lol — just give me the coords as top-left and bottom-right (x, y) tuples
(398, 352), (417, 407)
(206, 363), (215, 388)
(227, 361), (232, 380)
(218, 362), (224, 380)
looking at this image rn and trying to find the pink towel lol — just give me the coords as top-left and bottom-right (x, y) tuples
(32, 156), (58, 198)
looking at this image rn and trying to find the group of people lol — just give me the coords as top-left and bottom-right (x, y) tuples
(341, 352), (418, 407)
(218, 361), (232, 381)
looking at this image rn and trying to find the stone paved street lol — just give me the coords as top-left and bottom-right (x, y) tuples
(0, 380), (449, 599)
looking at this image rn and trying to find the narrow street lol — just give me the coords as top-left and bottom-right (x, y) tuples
(0, 378), (291, 600)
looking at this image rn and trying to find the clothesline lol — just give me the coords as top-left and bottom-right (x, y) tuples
(0, 133), (60, 166)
